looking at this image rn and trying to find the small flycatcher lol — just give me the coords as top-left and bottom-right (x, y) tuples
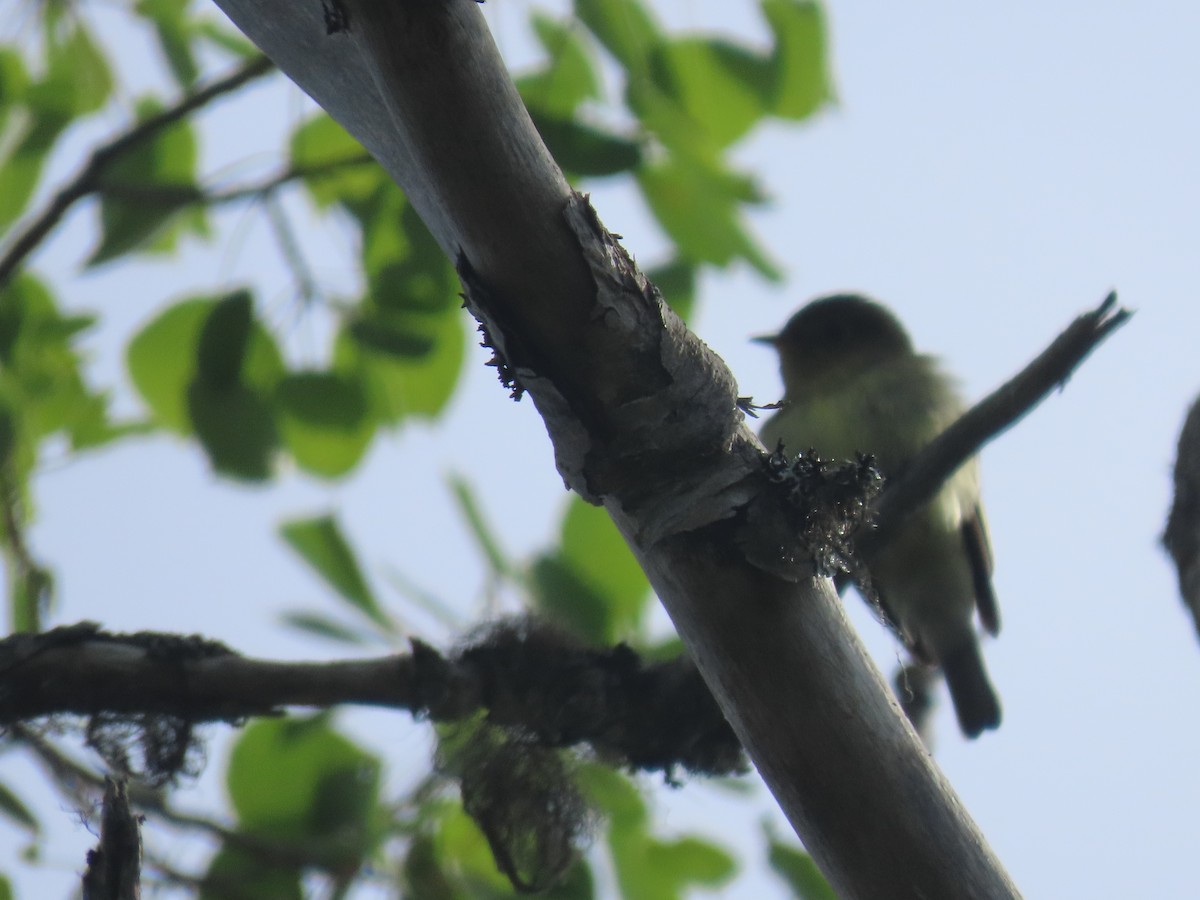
(757, 294), (1001, 738)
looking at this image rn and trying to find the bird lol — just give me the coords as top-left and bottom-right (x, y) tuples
(755, 293), (1001, 738)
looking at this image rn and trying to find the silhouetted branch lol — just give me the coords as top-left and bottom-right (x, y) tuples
(868, 292), (1131, 550)
(0, 620), (742, 779)
(0, 55), (274, 291)
(205, 153), (375, 204)
(81, 778), (142, 900)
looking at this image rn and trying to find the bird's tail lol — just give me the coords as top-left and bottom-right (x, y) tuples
(941, 640), (1001, 738)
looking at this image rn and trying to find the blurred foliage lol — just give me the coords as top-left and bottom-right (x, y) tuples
(0, 0), (834, 894)
(767, 828), (838, 899)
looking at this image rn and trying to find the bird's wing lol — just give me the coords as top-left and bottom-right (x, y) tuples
(962, 507), (1000, 635)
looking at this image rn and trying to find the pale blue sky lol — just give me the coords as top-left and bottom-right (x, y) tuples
(4, 2), (1200, 896)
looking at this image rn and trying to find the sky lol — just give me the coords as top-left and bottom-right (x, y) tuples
(4, 1), (1200, 897)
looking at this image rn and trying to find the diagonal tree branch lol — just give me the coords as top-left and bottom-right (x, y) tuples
(0, 55), (275, 291)
(867, 292), (1131, 552)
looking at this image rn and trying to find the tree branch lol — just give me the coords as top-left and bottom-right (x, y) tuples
(0, 620), (743, 778)
(203, 152), (375, 204)
(0, 55), (275, 291)
(80, 778), (142, 900)
(867, 292), (1131, 550)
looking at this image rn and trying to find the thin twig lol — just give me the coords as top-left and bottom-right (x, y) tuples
(205, 152), (375, 204)
(0, 469), (51, 628)
(0, 472), (39, 589)
(265, 192), (320, 307)
(0, 55), (275, 291)
(866, 292), (1131, 550)
(71, 153), (375, 209)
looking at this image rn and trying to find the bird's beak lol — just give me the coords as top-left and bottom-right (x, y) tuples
(750, 333), (779, 346)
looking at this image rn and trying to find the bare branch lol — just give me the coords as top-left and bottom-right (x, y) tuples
(203, 152), (375, 204)
(0, 620), (742, 778)
(81, 778), (142, 900)
(264, 192), (320, 306)
(869, 292), (1131, 547)
(0, 55), (274, 291)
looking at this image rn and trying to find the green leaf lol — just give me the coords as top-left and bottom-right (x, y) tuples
(194, 20), (261, 59)
(323, 189), (465, 424)
(638, 154), (780, 280)
(200, 845), (302, 900)
(182, 292), (281, 479)
(0, 116), (68, 240)
(626, 77), (713, 158)
(275, 371), (375, 478)
(0, 47), (28, 108)
(601, 770), (736, 900)
(27, 20), (112, 119)
(576, 764), (645, 828)
(362, 198), (458, 316)
(762, 0), (834, 120)
(401, 833), (457, 898)
(0, 782), (39, 835)
(448, 474), (512, 577)
(279, 611), (367, 646)
(346, 317), (435, 359)
(0, 408), (16, 471)
(647, 38), (769, 150)
(126, 298), (213, 433)
(529, 114), (642, 178)
(289, 113), (379, 209)
(527, 554), (615, 645)
(436, 804), (517, 894)
(0, 274), (109, 452)
(767, 835), (836, 899)
(279, 513), (391, 630)
(560, 497), (648, 636)
(9, 565), (53, 634)
(127, 291), (284, 435)
(573, 0), (663, 74)
(612, 830), (736, 900)
(135, 0), (200, 88)
(517, 13), (601, 118)
(195, 290), (253, 389)
(187, 379), (277, 480)
(644, 836), (737, 888)
(227, 716), (381, 856)
(0, 51), (52, 231)
(336, 305), (465, 425)
(87, 97), (204, 266)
